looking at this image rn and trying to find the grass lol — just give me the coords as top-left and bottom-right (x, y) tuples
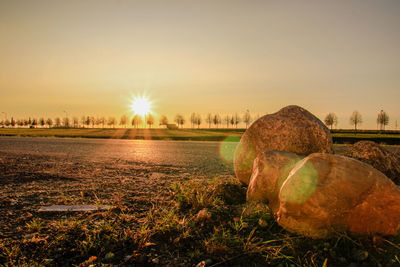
(2, 177), (400, 266)
(0, 127), (400, 144)
(0, 128), (243, 142)
(333, 132), (400, 139)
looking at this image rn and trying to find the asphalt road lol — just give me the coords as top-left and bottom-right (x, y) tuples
(0, 137), (239, 243)
(0, 136), (237, 175)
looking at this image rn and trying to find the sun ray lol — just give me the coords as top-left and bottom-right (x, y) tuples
(130, 96), (152, 117)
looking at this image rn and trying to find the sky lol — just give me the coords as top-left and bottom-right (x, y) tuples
(0, 0), (399, 129)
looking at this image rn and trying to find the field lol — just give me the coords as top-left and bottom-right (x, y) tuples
(1, 128), (400, 144)
(1, 137), (400, 266)
(0, 128), (243, 142)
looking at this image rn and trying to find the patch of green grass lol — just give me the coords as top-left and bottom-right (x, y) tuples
(0, 128), (244, 141)
(2, 128), (400, 145)
(332, 132), (400, 139)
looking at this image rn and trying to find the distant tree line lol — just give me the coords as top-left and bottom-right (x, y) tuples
(324, 110), (391, 131)
(0, 110), (259, 129)
(1, 109), (393, 130)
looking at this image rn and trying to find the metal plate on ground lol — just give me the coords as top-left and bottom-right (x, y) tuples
(39, 205), (112, 212)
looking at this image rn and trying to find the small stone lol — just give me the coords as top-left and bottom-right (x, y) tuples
(212, 183), (246, 205)
(196, 259), (212, 267)
(329, 250), (336, 258)
(258, 219), (268, 227)
(195, 209), (212, 223)
(104, 252), (114, 260)
(24, 234), (34, 239)
(352, 249), (368, 262)
(137, 254), (147, 263)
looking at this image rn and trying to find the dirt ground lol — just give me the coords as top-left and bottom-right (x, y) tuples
(1, 142), (400, 265)
(1, 145), (399, 244)
(0, 147), (232, 244)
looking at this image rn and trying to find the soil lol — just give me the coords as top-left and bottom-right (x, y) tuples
(0, 147), (233, 246)
(1, 139), (399, 265)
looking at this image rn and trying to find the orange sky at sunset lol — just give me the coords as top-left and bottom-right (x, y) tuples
(1, 0), (399, 129)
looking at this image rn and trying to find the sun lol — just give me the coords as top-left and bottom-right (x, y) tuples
(130, 96), (151, 116)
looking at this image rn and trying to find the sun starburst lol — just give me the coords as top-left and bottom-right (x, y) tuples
(130, 96), (152, 116)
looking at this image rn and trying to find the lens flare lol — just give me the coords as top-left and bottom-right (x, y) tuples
(280, 159), (318, 204)
(218, 135), (240, 163)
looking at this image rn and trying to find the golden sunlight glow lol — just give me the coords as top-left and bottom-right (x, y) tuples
(130, 96), (152, 116)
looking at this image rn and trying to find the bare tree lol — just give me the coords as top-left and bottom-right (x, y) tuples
(132, 115), (142, 128)
(377, 110), (389, 131)
(31, 118), (38, 128)
(159, 115), (168, 126)
(120, 115), (128, 128)
(174, 114), (185, 128)
(81, 116), (86, 128)
(90, 116), (95, 128)
(205, 113), (212, 128)
(83, 116), (90, 128)
(195, 114), (202, 129)
(101, 117), (106, 128)
(108, 117), (116, 128)
(243, 110), (252, 129)
(73, 117), (79, 128)
(324, 113), (338, 130)
(189, 113), (201, 129)
(190, 113), (197, 128)
(39, 118), (45, 128)
(46, 118), (53, 128)
(94, 117), (100, 128)
(62, 117), (70, 127)
(213, 114), (221, 128)
(54, 117), (61, 127)
(233, 113), (241, 128)
(223, 115), (230, 128)
(230, 115), (235, 128)
(349, 111), (362, 131)
(96, 117), (106, 128)
(146, 114), (155, 128)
